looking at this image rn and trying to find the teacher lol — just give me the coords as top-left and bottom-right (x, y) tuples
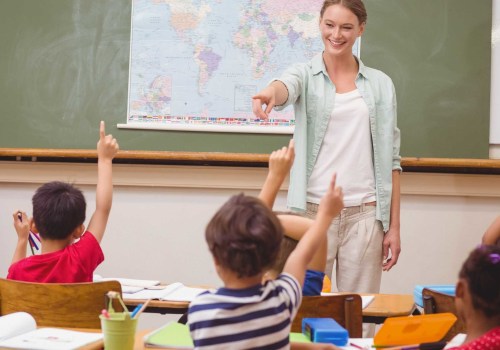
(253, 0), (401, 295)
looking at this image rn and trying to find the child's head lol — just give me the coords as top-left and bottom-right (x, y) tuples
(205, 193), (283, 279)
(456, 245), (500, 320)
(263, 235), (298, 282)
(32, 181), (86, 240)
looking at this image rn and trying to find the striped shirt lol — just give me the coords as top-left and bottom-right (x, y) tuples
(188, 273), (302, 350)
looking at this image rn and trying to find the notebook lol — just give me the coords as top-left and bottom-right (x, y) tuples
(320, 293), (375, 309)
(123, 282), (208, 301)
(144, 322), (193, 348)
(0, 312), (103, 350)
(144, 322), (342, 349)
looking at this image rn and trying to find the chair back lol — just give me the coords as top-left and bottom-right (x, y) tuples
(0, 278), (122, 329)
(422, 287), (465, 341)
(292, 294), (363, 338)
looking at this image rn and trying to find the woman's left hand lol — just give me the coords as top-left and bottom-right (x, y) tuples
(382, 227), (401, 271)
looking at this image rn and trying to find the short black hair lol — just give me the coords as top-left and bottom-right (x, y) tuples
(459, 245), (500, 318)
(205, 194), (283, 278)
(32, 181), (86, 240)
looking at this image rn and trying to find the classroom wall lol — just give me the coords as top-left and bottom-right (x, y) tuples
(1, 163), (499, 329)
(490, 0), (500, 157)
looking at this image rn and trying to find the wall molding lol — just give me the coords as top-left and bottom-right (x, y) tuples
(1, 161), (500, 197)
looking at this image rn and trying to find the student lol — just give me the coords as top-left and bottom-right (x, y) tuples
(187, 175), (344, 349)
(482, 215), (500, 246)
(258, 140), (327, 296)
(448, 245), (500, 349)
(253, 0), (401, 297)
(7, 121), (119, 283)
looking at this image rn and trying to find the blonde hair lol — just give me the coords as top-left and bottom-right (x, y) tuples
(320, 0), (367, 24)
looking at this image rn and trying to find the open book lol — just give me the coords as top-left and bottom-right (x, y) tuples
(0, 312), (102, 350)
(93, 274), (161, 293)
(123, 282), (208, 302)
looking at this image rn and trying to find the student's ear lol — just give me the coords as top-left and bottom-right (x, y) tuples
(455, 280), (464, 299)
(29, 218), (38, 233)
(72, 224), (86, 239)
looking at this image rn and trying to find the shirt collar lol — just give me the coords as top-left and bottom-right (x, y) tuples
(311, 52), (368, 79)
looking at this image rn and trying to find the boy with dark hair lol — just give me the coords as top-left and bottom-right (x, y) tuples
(187, 170), (343, 349)
(8, 121), (118, 283)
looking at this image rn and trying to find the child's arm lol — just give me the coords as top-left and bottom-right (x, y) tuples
(291, 342), (340, 350)
(258, 139), (294, 208)
(11, 211), (30, 264)
(283, 174), (343, 286)
(482, 215), (500, 245)
(87, 121), (119, 243)
(278, 214), (327, 274)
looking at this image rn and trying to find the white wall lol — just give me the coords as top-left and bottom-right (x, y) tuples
(1, 162), (499, 329)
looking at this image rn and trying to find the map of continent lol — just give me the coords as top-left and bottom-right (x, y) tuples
(128, 0), (327, 132)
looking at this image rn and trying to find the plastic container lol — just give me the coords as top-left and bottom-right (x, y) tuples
(100, 313), (138, 350)
(414, 285), (455, 307)
(374, 313), (457, 347)
(302, 318), (348, 346)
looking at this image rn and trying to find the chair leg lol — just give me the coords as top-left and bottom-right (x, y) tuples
(423, 295), (436, 314)
(344, 296), (354, 336)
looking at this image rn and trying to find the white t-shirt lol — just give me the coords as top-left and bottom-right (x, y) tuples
(307, 89), (376, 207)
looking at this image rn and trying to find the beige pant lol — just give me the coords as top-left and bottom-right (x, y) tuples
(305, 202), (384, 294)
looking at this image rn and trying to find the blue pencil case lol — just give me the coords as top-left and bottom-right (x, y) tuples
(302, 318), (348, 346)
(414, 285), (455, 307)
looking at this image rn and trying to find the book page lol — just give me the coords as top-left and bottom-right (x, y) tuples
(0, 312), (36, 341)
(94, 275), (160, 288)
(320, 293), (375, 310)
(0, 328), (102, 350)
(123, 282), (184, 300)
(161, 286), (208, 302)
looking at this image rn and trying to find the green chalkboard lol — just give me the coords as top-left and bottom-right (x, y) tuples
(0, 0), (491, 157)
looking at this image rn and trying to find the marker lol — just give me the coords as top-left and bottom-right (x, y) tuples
(132, 299), (151, 319)
(101, 309), (110, 319)
(130, 304), (143, 318)
(28, 234), (39, 250)
(350, 342), (368, 350)
(17, 212), (40, 247)
(28, 237), (35, 255)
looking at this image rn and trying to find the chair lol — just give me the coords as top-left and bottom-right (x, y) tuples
(0, 278), (122, 329)
(292, 294), (363, 338)
(422, 287), (465, 341)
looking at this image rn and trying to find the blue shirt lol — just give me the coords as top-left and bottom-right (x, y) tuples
(275, 53), (401, 231)
(187, 273), (301, 350)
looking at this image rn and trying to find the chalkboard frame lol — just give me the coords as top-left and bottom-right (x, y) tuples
(0, 0), (493, 159)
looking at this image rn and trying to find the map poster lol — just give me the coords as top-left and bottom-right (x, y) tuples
(121, 0), (359, 134)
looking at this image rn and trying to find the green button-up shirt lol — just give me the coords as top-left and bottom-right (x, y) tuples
(275, 53), (401, 231)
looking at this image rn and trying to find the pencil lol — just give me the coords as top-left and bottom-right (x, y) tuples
(132, 299), (151, 319)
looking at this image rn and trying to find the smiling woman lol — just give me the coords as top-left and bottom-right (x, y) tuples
(252, 0), (401, 300)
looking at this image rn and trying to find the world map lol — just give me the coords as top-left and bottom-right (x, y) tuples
(127, 0), (339, 133)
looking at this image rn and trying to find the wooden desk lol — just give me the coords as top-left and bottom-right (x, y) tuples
(124, 298), (188, 315)
(124, 293), (417, 324)
(361, 293), (417, 324)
